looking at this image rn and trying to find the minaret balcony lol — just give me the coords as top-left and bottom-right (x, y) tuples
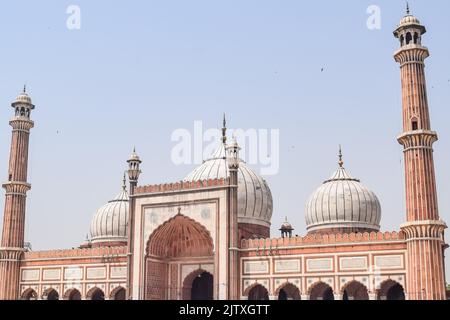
(397, 130), (438, 150)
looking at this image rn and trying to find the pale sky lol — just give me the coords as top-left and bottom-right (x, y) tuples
(0, 1), (449, 280)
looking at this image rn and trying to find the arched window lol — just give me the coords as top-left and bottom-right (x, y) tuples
(414, 33), (419, 44)
(406, 32), (412, 45)
(412, 118), (419, 131)
(400, 35), (405, 46)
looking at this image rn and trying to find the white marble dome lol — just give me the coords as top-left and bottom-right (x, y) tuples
(305, 158), (381, 234)
(399, 14), (420, 26)
(90, 180), (129, 244)
(184, 140), (273, 228)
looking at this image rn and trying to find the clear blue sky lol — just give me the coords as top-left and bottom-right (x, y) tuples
(1, 1), (449, 280)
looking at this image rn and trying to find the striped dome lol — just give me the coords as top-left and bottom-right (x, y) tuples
(305, 159), (381, 234)
(90, 180), (129, 245)
(184, 141), (273, 228)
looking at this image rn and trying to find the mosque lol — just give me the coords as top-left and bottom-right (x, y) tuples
(0, 9), (448, 300)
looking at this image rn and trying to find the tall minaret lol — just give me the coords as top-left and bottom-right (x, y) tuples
(226, 135), (240, 300)
(394, 7), (447, 300)
(126, 148), (141, 300)
(0, 88), (35, 300)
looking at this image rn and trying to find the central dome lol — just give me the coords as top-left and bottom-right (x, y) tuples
(305, 151), (381, 234)
(184, 138), (273, 230)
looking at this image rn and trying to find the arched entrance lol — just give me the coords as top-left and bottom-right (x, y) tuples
(342, 281), (369, 300)
(42, 288), (59, 300)
(21, 288), (38, 300)
(110, 286), (126, 300)
(64, 288), (81, 300)
(377, 280), (405, 300)
(276, 283), (301, 300)
(247, 284), (269, 300)
(182, 270), (213, 300)
(145, 213), (214, 300)
(86, 287), (105, 300)
(309, 282), (334, 300)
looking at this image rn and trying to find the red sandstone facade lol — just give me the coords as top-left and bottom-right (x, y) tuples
(0, 9), (447, 301)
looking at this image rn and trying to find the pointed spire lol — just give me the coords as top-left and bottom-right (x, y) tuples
(23, 84), (26, 93)
(222, 113), (227, 144)
(406, 1), (410, 15)
(338, 145), (344, 168)
(122, 172), (127, 190)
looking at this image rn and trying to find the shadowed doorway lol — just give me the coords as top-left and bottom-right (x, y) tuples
(190, 271), (213, 300)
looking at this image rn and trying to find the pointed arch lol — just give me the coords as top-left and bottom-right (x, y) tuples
(182, 269), (213, 300)
(63, 288), (81, 300)
(308, 281), (334, 300)
(246, 284), (269, 300)
(42, 288), (59, 300)
(21, 288), (38, 300)
(146, 213), (214, 258)
(109, 286), (126, 300)
(377, 279), (405, 300)
(275, 282), (301, 300)
(86, 287), (105, 300)
(341, 280), (369, 300)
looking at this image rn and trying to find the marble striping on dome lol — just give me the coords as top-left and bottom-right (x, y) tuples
(184, 138), (273, 228)
(90, 177), (129, 244)
(305, 151), (381, 234)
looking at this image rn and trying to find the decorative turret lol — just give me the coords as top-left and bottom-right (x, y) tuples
(127, 148), (142, 185)
(279, 217), (294, 238)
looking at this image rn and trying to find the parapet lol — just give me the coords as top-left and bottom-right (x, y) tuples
(240, 231), (405, 249)
(134, 178), (228, 195)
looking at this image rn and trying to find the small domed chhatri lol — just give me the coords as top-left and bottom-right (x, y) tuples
(305, 147), (381, 235)
(90, 175), (129, 246)
(399, 4), (421, 26)
(12, 85), (34, 107)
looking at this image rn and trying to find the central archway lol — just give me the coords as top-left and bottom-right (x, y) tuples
(145, 213), (215, 300)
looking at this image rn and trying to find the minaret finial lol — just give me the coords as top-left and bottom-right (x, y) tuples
(406, 1), (410, 15)
(23, 84), (26, 93)
(122, 172), (127, 190)
(338, 145), (344, 168)
(222, 113), (227, 144)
